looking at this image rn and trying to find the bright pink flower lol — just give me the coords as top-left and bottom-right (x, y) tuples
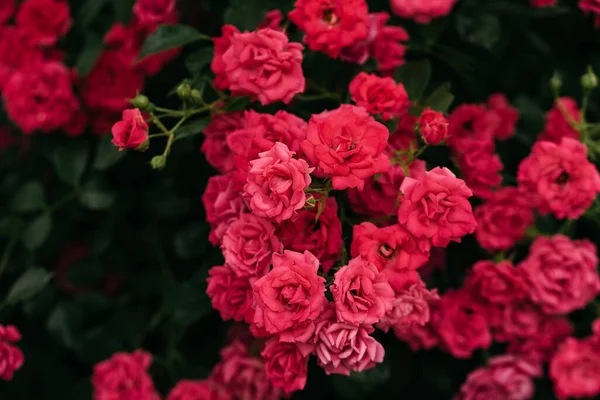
(390, 0), (458, 23)
(258, 10), (284, 30)
(312, 306), (385, 375)
(16, 0), (71, 46)
(211, 340), (282, 400)
(474, 187), (535, 252)
(288, 0), (369, 59)
(432, 289), (491, 359)
(455, 139), (503, 199)
(221, 28), (305, 105)
(244, 142), (312, 223)
(519, 235), (600, 315)
(202, 112), (244, 173)
(370, 16), (409, 75)
(456, 355), (542, 400)
(349, 72), (410, 120)
(221, 213), (282, 278)
(133, 0), (176, 26)
(261, 338), (312, 393)
(0, 0), (14, 24)
(518, 138), (600, 220)
(202, 173), (247, 246)
(211, 25), (239, 90)
(394, 320), (440, 351)
(487, 93), (519, 140)
(331, 256), (395, 325)
(531, 0), (557, 6)
(398, 167), (476, 248)
(253, 250), (326, 334)
(488, 300), (545, 343)
(0, 26), (42, 90)
(167, 380), (230, 400)
(550, 337), (600, 399)
(111, 109), (149, 151)
(539, 97), (581, 143)
(276, 196), (342, 273)
(0, 325), (24, 381)
(509, 317), (574, 365)
(580, 0), (600, 28)
(447, 104), (495, 150)
(92, 350), (159, 400)
(207, 265), (255, 323)
(301, 105), (390, 190)
(351, 222), (430, 274)
(418, 108), (449, 145)
(377, 280), (439, 333)
(278, 320), (317, 344)
(340, 12), (387, 65)
(3, 61), (81, 134)
(465, 260), (528, 305)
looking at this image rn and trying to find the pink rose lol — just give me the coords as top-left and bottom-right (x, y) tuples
(474, 187), (535, 252)
(0, 0), (14, 25)
(370, 15), (409, 75)
(133, 0), (176, 26)
(517, 137), (600, 219)
(465, 260), (528, 305)
(380, 268), (422, 293)
(390, 0), (458, 24)
(261, 338), (313, 393)
(301, 105), (390, 190)
(244, 142), (313, 223)
(447, 104), (495, 151)
(394, 320), (440, 351)
(211, 25), (240, 90)
(221, 28), (305, 105)
(0, 325), (23, 381)
(488, 300), (545, 343)
(351, 222), (430, 273)
(331, 256), (395, 325)
(418, 107), (449, 145)
(207, 265), (255, 323)
(312, 306), (385, 375)
(278, 319), (317, 343)
(349, 72), (410, 120)
(455, 139), (503, 199)
(276, 196), (342, 273)
(487, 93), (519, 140)
(539, 97), (581, 143)
(16, 0), (71, 46)
(550, 337), (600, 399)
(221, 213), (282, 277)
(258, 10), (284, 30)
(398, 167), (476, 248)
(202, 173), (247, 245)
(0, 26), (43, 90)
(201, 111), (244, 173)
(253, 250), (326, 334)
(340, 12), (387, 65)
(519, 235), (600, 315)
(111, 109), (149, 151)
(531, 0), (557, 6)
(509, 317), (574, 365)
(456, 355), (542, 400)
(167, 380), (230, 400)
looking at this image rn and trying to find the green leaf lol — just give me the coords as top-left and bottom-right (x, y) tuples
(185, 47), (214, 76)
(173, 223), (209, 259)
(47, 302), (83, 350)
(226, 97), (252, 112)
(67, 259), (105, 287)
(139, 24), (206, 59)
(79, 179), (115, 210)
(0, 217), (24, 237)
(52, 141), (89, 186)
(224, 0), (291, 31)
(76, 32), (104, 77)
(76, 0), (110, 29)
(455, 13), (501, 51)
(6, 267), (52, 305)
(10, 181), (45, 212)
(93, 137), (126, 170)
(174, 117), (211, 141)
(21, 214), (52, 251)
(163, 281), (212, 328)
(394, 60), (432, 101)
(423, 83), (455, 114)
(112, 0), (134, 23)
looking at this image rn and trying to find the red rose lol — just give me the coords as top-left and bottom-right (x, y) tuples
(474, 187), (535, 252)
(92, 350), (159, 400)
(211, 25), (239, 90)
(390, 0), (458, 23)
(207, 265), (255, 323)
(455, 139), (503, 199)
(550, 337), (600, 399)
(488, 300), (545, 343)
(253, 250), (326, 334)
(447, 104), (495, 150)
(16, 0), (71, 46)
(531, 0), (557, 6)
(111, 109), (149, 151)
(580, 0), (600, 28)
(370, 16), (409, 75)
(487, 93), (519, 140)
(0, 26), (42, 90)
(509, 317), (573, 365)
(349, 72), (410, 120)
(340, 12), (387, 65)
(0, 325), (24, 381)
(301, 105), (390, 190)
(288, 0), (369, 59)
(465, 260), (528, 305)
(0, 0), (14, 25)
(518, 138), (600, 219)
(418, 107), (449, 145)
(133, 0), (176, 26)
(394, 320), (440, 351)
(221, 28), (305, 105)
(201, 112), (244, 173)
(261, 338), (312, 393)
(258, 10), (284, 30)
(276, 197), (342, 273)
(539, 97), (581, 143)
(519, 235), (600, 315)
(167, 380), (230, 400)
(398, 167), (476, 248)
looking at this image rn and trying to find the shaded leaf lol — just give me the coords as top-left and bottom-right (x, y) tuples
(186, 47), (214, 76)
(0, 217), (24, 237)
(10, 181), (45, 213)
(93, 136), (126, 170)
(79, 179), (116, 210)
(423, 83), (455, 114)
(52, 141), (89, 186)
(76, 0), (110, 29)
(173, 223), (209, 259)
(174, 117), (211, 141)
(6, 267), (52, 305)
(22, 214), (52, 251)
(139, 24), (206, 59)
(394, 60), (432, 100)
(76, 32), (104, 76)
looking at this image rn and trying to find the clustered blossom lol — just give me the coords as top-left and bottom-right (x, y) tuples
(0, 325), (24, 381)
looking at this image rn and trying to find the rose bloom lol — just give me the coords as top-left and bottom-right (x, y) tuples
(370, 14), (409, 75)
(0, 0), (14, 24)
(531, 0), (557, 6)
(550, 337), (600, 399)
(474, 187), (535, 252)
(509, 317), (574, 365)
(456, 355), (542, 400)
(539, 97), (581, 143)
(244, 143), (312, 223)
(418, 108), (449, 145)
(447, 104), (495, 150)
(347, 160), (426, 218)
(261, 337), (313, 393)
(301, 105), (390, 190)
(201, 111), (244, 173)
(221, 213), (282, 278)
(133, 0), (176, 26)
(519, 235), (600, 315)
(0, 26), (43, 90)
(394, 320), (440, 351)
(340, 12), (387, 65)
(312, 306), (385, 375)
(167, 380), (230, 400)
(258, 10), (284, 30)
(288, 0), (369, 59)
(432, 289), (491, 359)
(0, 325), (24, 381)
(111, 109), (149, 151)
(487, 93), (519, 140)
(276, 197), (342, 273)
(351, 222), (430, 274)
(253, 250), (326, 334)
(202, 173), (247, 245)
(211, 340), (282, 400)
(3, 61), (81, 134)
(398, 167), (477, 248)
(207, 265), (254, 323)
(465, 260), (528, 305)
(349, 72), (410, 120)
(390, 0), (458, 23)
(488, 300), (545, 343)
(331, 256), (395, 325)
(580, 0), (600, 28)
(390, 114), (419, 151)
(16, 0), (71, 46)
(92, 350), (159, 400)
(211, 25), (239, 90)
(221, 28), (305, 105)
(455, 140), (504, 199)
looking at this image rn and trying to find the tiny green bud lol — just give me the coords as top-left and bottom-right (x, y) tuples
(549, 73), (562, 92)
(191, 89), (203, 104)
(131, 93), (150, 110)
(581, 68), (598, 91)
(151, 155), (167, 170)
(176, 83), (192, 101)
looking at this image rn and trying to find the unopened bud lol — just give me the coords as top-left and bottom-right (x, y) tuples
(549, 73), (562, 93)
(191, 89), (203, 104)
(581, 68), (598, 91)
(131, 93), (150, 110)
(305, 194), (316, 208)
(151, 155), (167, 170)
(176, 83), (192, 101)
(135, 139), (150, 152)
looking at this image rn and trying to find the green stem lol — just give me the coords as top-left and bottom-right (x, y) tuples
(45, 191), (78, 215)
(148, 133), (170, 139)
(150, 113), (171, 134)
